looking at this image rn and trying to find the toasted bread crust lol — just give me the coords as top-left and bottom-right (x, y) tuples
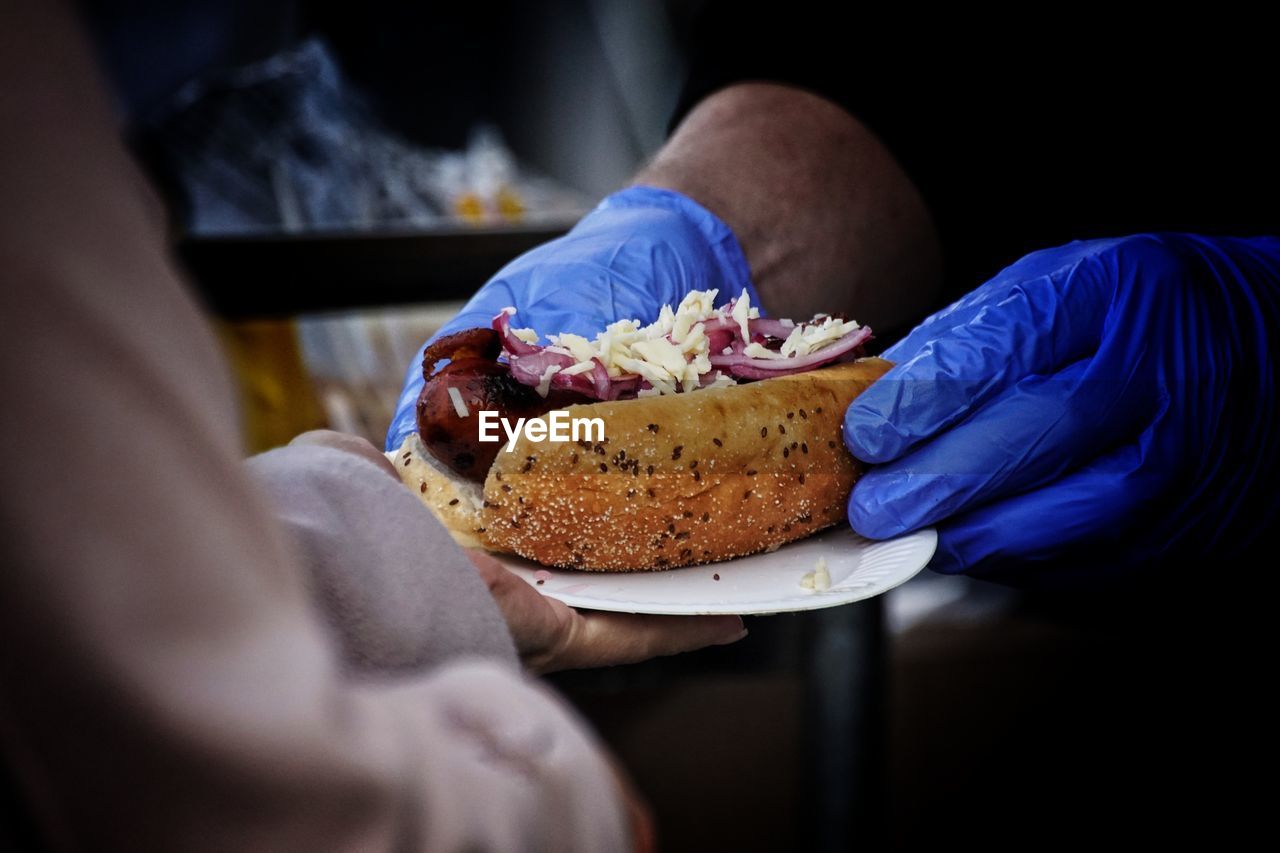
(391, 433), (488, 550)
(473, 358), (891, 570)
(396, 359), (890, 569)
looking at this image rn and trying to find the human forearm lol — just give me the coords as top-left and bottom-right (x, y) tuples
(0, 2), (628, 849)
(636, 82), (941, 332)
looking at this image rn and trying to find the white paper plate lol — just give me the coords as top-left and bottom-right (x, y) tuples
(498, 526), (937, 615)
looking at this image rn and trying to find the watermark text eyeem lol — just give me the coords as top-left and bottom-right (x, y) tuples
(478, 410), (605, 452)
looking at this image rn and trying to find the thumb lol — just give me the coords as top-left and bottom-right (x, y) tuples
(547, 612), (747, 672)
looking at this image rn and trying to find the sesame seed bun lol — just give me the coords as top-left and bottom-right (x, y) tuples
(393, 357), (891, 571)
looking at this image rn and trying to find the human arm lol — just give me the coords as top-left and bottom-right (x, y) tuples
(387, 15), (943, 452)
(636, 81), (940, 332)
(0, 3), (631, 849)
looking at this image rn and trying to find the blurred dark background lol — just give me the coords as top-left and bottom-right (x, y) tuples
(84, 0), (692, 225)
(79, 0), (703, 449)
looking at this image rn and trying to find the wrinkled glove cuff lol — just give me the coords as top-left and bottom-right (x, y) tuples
(598, 185), (757, 307)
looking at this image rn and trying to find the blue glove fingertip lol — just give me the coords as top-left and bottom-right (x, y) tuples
(843, 399), (904, 464)
(603, 185), (755, 308)
(847, 471), (914, 540)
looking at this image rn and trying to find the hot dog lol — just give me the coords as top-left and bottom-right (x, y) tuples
(415, 328), (579, 480)
(391, 291), (890, 570)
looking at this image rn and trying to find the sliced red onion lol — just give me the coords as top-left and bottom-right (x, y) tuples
(606, 375), (643, 399)
(505, 348), (576, 388)
(588, 358), (613, 400)
(493, 308), (539, 356)
(710, 325), (872, 378)
(492, 308), (871, 400)
(710, 338), (747, 360)
(704, 327), (735, 355)
(699, 316), (740, 335)
(496, 317), (643, 402)
(691, 316), (791, 352)
(747, 318), (797, 338)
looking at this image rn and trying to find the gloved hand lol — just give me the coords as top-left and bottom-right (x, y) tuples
(844, 234), (1280, 587)
(386, 186), (756, 451)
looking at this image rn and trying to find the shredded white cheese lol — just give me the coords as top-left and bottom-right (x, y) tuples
(731, 290), (755, 343)
(799, 557), (831, 591)
(548, 332), (596, 363)
(630, 338), (688, 377)
(781, 316), (863, 358)
(534, 364), (561, 398)
(559, 360), (596, 376)
(743, 342), (785, 360)
(447, 387), (470, 418)
(516, 289), (859, 397)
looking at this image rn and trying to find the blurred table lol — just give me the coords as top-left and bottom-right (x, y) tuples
(184, 223), (571, 451)
(179, 222), (571, 319)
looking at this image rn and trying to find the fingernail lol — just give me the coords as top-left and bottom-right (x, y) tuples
(716, 627), (748, 646)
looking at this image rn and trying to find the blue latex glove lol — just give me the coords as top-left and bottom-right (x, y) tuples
(845, 234), (1280, 587)
(386, 186), (756, 451)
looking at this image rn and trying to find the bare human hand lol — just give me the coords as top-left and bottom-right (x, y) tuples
(291, 431), (694, 847)
(464, 550), (747, 675)
(290, 431), (745, 675)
